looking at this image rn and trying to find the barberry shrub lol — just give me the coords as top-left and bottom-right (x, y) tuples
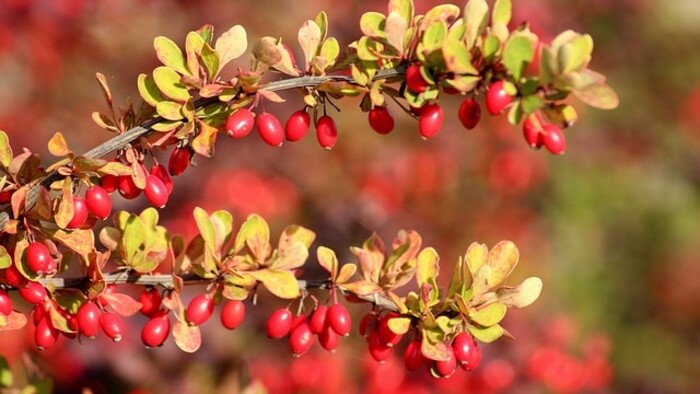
(0, 0), (617, 390)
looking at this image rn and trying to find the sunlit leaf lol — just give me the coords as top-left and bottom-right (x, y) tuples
(173, 320), (202, 353)
(250, 269), (300, 299)
(154, 36), (190, 75)
(215, 25), (247, 71)
(470, 302), (507, 326)
(468, 323), (504, 343)
(486, 240), (519, 288)
(317, 246), (338, 279)
(495, 277), (543, 308)
(153, 67), (190, 103)
(48, 132), (71, 157)
(298, 20), (322, 68)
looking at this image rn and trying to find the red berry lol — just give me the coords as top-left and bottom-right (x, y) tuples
(419, 103), (444, 139)
(139, 288), (162, 317)
(0, 190), (13, 204)
(86, 185), (112, 219)
(406, 64), (430, 93)
(226, 108), (255, 138)
(434, 346), (458, 378)
(185, 293), (215, 326)
(150, 164), (173, 194)
(101, 174), (118, 193)
(266, 308), (293, 339)
(257, 112), (284, 147)
(77, 301), (101, 338)
(523, 115), (545, 149)
(485, 80), (515, 115)
(100, 312), (125, 342)
(144, 175), (169, 208)
(461, 342), (482, 371)
(117, 175), (141, 200)
(453, 333), (482, 371)
(34, 317), (59, 350)
(368, 106), (395, 135)
(285, 110), (311, 142)
(378, 312), (403, 347)
(141, 311), (170, 348)
(67, 196), (88, 229)
(168, 147), (192, 176)
(319, 326), (339, 352)
(26, 242), (52, 274)
(220, 300), (245, 330)
(32, 303), (48, 325)
(291, 314), (308, 331)
(542, 124), (566, 155)
(19, 282), (47, 304)
(458, 98), (481, 129)
(328, 303), (351, 337)
(359, 312), (374, 337)
(404, 339), (425, 371)
(315, 115), (338, 150)
(289, 322), (314, 357)
(0, 289), (12, 315)
(309, 305), (328, 334)
(3, 264), (24, 287)
(368, 330), (393, 363)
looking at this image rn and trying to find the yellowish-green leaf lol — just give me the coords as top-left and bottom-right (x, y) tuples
(336, 263), (357, 284)
(153, 66), (190, 103)
(234, 214), (270, 258)
(359, 12), (386, 38)
(387, 317), (412, 335)
(573, 83), (619, 110)
(319, 37), (340, 64)
(558, 34), (593, 74)
(155, 101), (184, 121)
(503, 36), (534, 80)
(389, 0), (414, 26)
(472, 264), (491, 296)
(486, 241), (519, 288)
(200, 43), (220, 80)
(464, 0), (489, 48)
(193, 207), (215, 250)
(0, 131), (12, 168)
(122, 214), (145, 261)
(422, 21), (447, 52)
(137, 74), (165, 107)
(215, 25), (247, 72)
(250, 269), (300, 299)
(470, 302), (507, 326)
(468, 323), (504, 343)
(421, 331), (450, 361)
(442, 39), (478, 74)
(0, 355), (12, 388)
(314, 11), (329, 42)
(173, 320), (201, 353)
(154, 36), (190, 75)
(0, 246), (10, 269)
(416, 247), (439, 287)
(491, 0), (511, 26)
(465, 242), (488, 275)
(495, 277), (543, 308)
(185, 31), (204, 76)
(317, 246), (338, 279)
(421, 4), (460, 31)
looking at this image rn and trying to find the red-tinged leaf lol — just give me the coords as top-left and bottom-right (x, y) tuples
(95, 72), (113, 105)
(50, 228), (95, 256)
(33, 186), (52, 220)
(272, 241), (308, 271)
(278, 225), (315, 250)
(48, 132), (71, 157)
(316, 246), (338, 279)
(421, 333), (450, 361)
(55, 179), (74, 229)
(11, 185), (28, 219)
(161, 291), (180, 311)
(173, 320), (201, 353)
(249, 269), (300, 299)
(486, 241), (519, 288)
(0, 311), (27, 331)
(100, 293), (143, 317)
(48, 305), (74, 333)
(191, 121), (218, 158)
(339, 280), (382, 296)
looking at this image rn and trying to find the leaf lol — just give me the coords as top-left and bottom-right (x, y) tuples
(298, 20), (322, 68)
(234, 214), (270, 258)
(572, 83), (619, 110)
(317, 246), (338, 279)
(359, 12), (386, 38)
(137, 74), (165, 107)
(491, 0), (511, 26)
(0, 246), (10, 269)
(272, 42), (300, 77)
(387, 317), (411, 335)
(470, 303), (507, 326)
(95, 72), (113, 105)
(468, 323), (504, 343)
(339, 280), (382, 296)
(155, 101), (184, 121)
(384, 12), (408, 53)
(0, 131), (12, 168)
(185, 31), (204, 76)
(336, 263), (357, 284)
(191, 120), (218, 158)
(416, 247), (439, 287)
(388, 0), (414, 26)
(210, 210), (234, 252)
(173, 320), (202, 353)
(214, 25), (247, 72)
(98, 161), (132, 176)
(495, 277), (543, 308)
(486, 241), (519, 288)
(558, 34), (593, 74)
(48, 132), (71, 157)
(319, 37), (340, 65)
(465, 242), (488, 276)
(0, 356), (12, 388)
(200, 43), (220, 80)
(272, 241), (308, 271)
(193, 207), (216, 250)
(250, 269), (300, 299)
(421, 21), (447, 52)
(442, 39), (478, 74)
(278, 225), (315, 250)
(421, 4), (460, 31)
(100, 293), (143, 316)
(54, 179), (74, 230)
(51, 228), (94, 256)
(154, 36), (190, 75)
(122, 214), (145, 261)
(421, 332), (450, 361)
(464, 0), (489, 48)
(48, 305), (73, 333)
(0, 311), (27, 331)
(91, 112), (118, 131)
(251, 36), (282, 72)
(314, 11), (329, 42)
(152, 67), (190, 103)
(503, 36), (534, 80)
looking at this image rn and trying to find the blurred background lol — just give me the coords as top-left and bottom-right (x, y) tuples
(1, 0), (699, 392)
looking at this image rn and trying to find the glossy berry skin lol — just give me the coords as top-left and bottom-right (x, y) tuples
(34, 317), (59, 350)
(139, 288), (162, 317)
(458, 98), (481, 129)
(150, 164), (173, 194)
(309, 305), (329, 335)
(328, 303), (351, 337)
(419, 103), (444, 139)
(257, 113), (284, 147)
(66, 196), (88, 229)
(523, 116), (544, 149)
(0, 289), (12, 315)
(101, 174), (118, 193)
(291, 314), (308, 331)
(117, 176), (141, 200)
(319, 326), (339, 352)
(185, 294), (215, 326)
(266, 308), (293, 339)
(434, 346), (458, 378)
(542, 124), (566, 155)
(144, 175), (169, 208)
(368, 106), (395, 135)
(404, 339), (425, 371)
(100, 312), (125, 342)
(368, 331), (393, 363)
(485, 80), (515, 115)
(19, 282), (47, 304)
(4, 264), (25, 287)
(315, 115), (338, 150)
(86, 186), (112, 219)
(220, 300), (245, 330)
(289, 322), (314, 356)
(359, 312), (374, 337)
(285, 110), (311, 142)
(406, 64), (429, 93)
(378, 312), (402, 347)
(453, 333), (477, 365)
(226, 108), (255, 138)
(26, 242), (52, 274)
(168, 147), (192, 176)
(141, 312), (170, 348)
(77, 302), (101, 338)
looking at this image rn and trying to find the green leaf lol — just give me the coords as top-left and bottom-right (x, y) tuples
(486, 240), (519, 288)
(558, 34), (593, 74)
(250, 269), (300, 299)
(0, 131), (12, 168)
(298, 20), (322, 68)
(573, 83), (619, 110)
(214, 25), (247, 72)
(468, 323), (504, 343)
(491, 0), (511, 26)
(0, 246), (10, 269)
(173, 320), (202, 353)
(442, 39), (478, 75)
(152, 67), (190, 103)
(200, 43), (220, 80)
(314, 11), (329, 43)
(316, 246), (338, 279)
(464, 0), (489, 48)
(319, 37), (340, 64)
(507, 99), (522, 125)
(470, 303), (507, 326)
(421, 21), (447, 52)
(122, 214), (145, 261)
(193, 207), (216, 250)
(387, 317), (412, 335)
(503, 36), (534, 80)
(495, 277), (543, 308)
(155, 101), (184, 121)
(154, 36), (190, 76)
(196, 24), (214, 44)
(482, 34), (500, 60)
(359, 12), (386, 38)
(388, 0), (414, 26)
(521, 94), (543, 114)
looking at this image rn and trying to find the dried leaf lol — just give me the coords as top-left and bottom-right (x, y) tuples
(495, 277), (543, 308)
(317, 246), (338, 279)
(101, 292), (143, 316)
